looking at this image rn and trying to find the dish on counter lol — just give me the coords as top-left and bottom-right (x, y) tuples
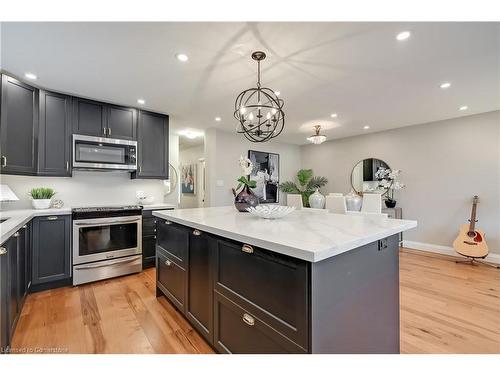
(246, 205), (295, 219)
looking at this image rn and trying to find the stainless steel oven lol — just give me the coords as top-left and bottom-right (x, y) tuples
(72, 206), (142, 285)
(73, 134), (137, 171)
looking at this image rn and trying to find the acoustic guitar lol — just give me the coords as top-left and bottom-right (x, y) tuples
(453, 195), (489, 259)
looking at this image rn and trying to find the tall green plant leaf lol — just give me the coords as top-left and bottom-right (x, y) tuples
(306, 176), (328, 191)
(297, 169), (313, 187)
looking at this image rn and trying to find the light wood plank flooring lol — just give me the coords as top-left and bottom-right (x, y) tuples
(10, 249), (500, 354)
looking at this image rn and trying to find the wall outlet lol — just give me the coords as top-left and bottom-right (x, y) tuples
(216, 180), (224, 187)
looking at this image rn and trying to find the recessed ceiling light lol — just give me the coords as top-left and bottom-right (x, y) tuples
(274, 91), (280, 96)
(176, 53), (189, 62)
(396, 31), (411, 41)
(137, 99), (145, 105)
(215, 117), (221, 122)
(440, 82), (451, 89)
(459, 105), (468, 111)
(330, 113), (338, 118)
(363, 125), (370, 130)
(24, 72), (37, 80)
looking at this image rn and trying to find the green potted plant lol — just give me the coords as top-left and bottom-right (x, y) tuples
(29, 187), (56, 209)
(279, 169), (328, 208)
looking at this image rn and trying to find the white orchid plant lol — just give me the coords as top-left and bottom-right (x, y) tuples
(235, 156), (257, 191)
(375, 168), (405, 202)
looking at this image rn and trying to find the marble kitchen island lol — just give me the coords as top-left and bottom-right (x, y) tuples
(152, 206), (417, 354)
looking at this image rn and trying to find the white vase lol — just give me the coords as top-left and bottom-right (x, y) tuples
(31, 199), (52, 210)
(308, 188), (325, 209)
(345, 189), (362, 211)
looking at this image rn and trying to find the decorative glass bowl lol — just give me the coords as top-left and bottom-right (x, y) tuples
(246, 205), (295, 219)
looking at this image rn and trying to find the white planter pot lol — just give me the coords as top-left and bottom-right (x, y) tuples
(31, 199), (52, 210)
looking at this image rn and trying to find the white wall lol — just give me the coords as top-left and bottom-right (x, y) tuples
(300, 111), (500, 254)
(204, 128), (302, 207)
(179, 144), (205, 209)
(0, 133), (181, 210)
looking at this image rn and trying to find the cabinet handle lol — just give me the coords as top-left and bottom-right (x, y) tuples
(193, 229), (201, 236)
(13, 232), (20, 237)
(108, 127), (111, 136)
(165, 260), (172, 267)
(164, 220), (171, 225)
(241, 244), (254, 254)
(153, 235), (156, 239)
(47, 216), (58, 220)
(1, 156), (6, 167)
(242, 313), (255, 326)
(139, 165), (142, 173)
(66, 161), (69, 171)
(0, 247), (6, 256)
(103, 127), (107, 136)
(153, 228), (156, 232)
(22, 225), (27, 229)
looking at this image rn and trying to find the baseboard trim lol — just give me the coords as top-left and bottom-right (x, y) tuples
(402, 240), (500, 265)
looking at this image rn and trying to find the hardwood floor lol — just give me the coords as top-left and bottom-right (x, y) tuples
(10, 249), (500, 354)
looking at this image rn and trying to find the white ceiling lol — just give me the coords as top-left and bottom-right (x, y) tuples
(1, 22), (499, 144)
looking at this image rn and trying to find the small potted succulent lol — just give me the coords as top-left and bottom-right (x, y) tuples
(232, 156), (259, 212)
(375, 168), (405, 208)
(29, 187), (56, 209)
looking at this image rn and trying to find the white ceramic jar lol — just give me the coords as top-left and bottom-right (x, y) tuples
(308, 188), (325, 209)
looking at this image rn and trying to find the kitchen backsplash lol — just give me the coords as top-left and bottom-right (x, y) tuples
(0, 171), (178, 210)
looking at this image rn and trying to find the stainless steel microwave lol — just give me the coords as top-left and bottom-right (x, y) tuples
(72, 134), (137, 171)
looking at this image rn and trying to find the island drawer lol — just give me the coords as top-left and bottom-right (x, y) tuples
(157, 250), (186, 312)
(156, 219), (188, 265)
(142, 217), (157, 236)
(213, 291), (307, 354)
(214, 238), (309, 349)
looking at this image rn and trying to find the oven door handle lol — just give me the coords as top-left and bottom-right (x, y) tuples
(74, 256), (141, 270)
(74, 218), (140, 226)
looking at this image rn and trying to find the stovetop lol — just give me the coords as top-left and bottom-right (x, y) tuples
(72, 205), (143, 219)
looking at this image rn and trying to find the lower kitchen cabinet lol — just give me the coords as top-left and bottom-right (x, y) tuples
(0, 239), (8, 351)
(157, 247), (186, 312)
(31, 215), (72, 291)
(141, 210), (158, 269)
(186, 229), (214, 342)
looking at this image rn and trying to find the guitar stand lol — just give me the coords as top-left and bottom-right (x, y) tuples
(455, 257), (500, 269)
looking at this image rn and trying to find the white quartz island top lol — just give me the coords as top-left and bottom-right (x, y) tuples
(153, 206), (417, 262)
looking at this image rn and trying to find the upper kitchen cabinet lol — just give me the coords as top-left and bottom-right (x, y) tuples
(38, 90), (72, 176)
(132, 110), (169, 179)
(107, 105), (137, 140)
(72, 97), (107, 137)
(0, 74), (39, 175)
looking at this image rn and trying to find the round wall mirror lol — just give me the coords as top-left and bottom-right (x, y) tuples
(351, 158), (390, 194)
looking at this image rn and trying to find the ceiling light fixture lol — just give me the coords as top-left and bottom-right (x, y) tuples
(234, 51), (285, 142)
(307, 125), (327, 145)
(180, 130), (200, 139)
(176, 53), (189, 62)
(330, 113), (338, 118)
(215, 117), (221, 122)
(396, 31), (411, 41)
(137, 99), (146, 105)
(24, 72), (37, 80)
(459, 106), (468, 111)
(363, 125), (370, 130)
(440, 82), (451, 89)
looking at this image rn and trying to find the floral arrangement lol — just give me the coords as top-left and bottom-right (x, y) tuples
(279, 169), (328, 207)
(235, 156), (257, 191)
(375, 168), (405, 202)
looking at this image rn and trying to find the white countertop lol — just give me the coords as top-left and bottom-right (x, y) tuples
(152, 206), (417, 262)
(0, 203), (176, 245)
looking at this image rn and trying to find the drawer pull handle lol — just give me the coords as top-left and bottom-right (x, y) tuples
(242, 313), (255, 326)
(241, 244), (254, 254)
(0, 247), (7, 255)
(193, 229), (201, 236)
(153, 228), (156, 232)
(153, 235), (156, 239)
(47, 216), (58, 220)
(13, 232), (20, 237)
(165, 220), (171, 225)
(165, 260), (172, 267)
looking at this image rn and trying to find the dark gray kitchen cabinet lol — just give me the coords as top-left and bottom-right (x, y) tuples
(107, 105), (137, 140)
(132, 110), (169, 179)
(38, 90), (72, 176)
(186, 229), (214, 343)
(157, 247), (187, 312)
(7, 234), (18, 343)
(31, 215), (71, 288)
(0, 74), (39, 175)
(72, 97), (107, 137)
(0, 239), (8, 351)
(16, 226), (29, 311)
(141, 209), (158, 269)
